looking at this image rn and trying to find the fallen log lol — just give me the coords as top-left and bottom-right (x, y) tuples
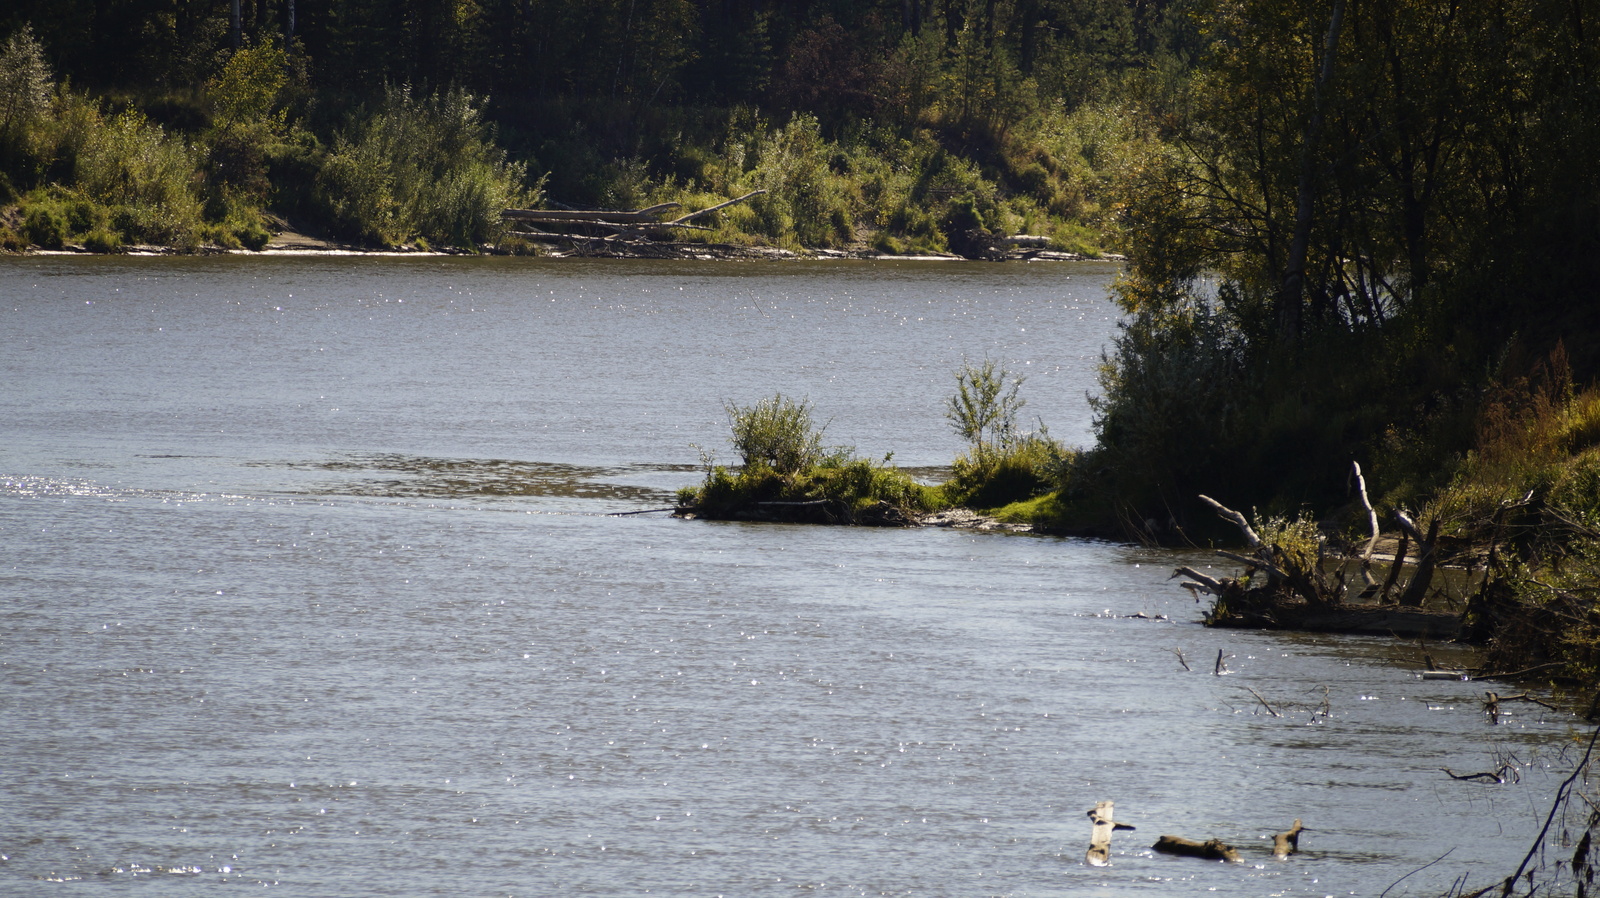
(501, 208), (671, 224)
(1085, 800), (1136, 867)
(1152, 834), (1242, 863)
(664, 189), (768, 226)
(502, 190), (763, 234)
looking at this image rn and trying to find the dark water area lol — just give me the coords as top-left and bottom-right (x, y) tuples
(0, 255), (1585, 896)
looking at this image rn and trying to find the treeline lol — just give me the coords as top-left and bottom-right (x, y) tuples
(0, 0), (1200, 253)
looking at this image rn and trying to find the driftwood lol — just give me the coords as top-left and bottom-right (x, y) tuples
(1484, 691), (1559, 724)
(502, 190), (767, 240)
(1352, 462), (1380, 586)
(1152, 835), (1242, 863)
(1177, 482), (1469, 636)
(1085, 800), (1136, 866)
(1273, 819), (1304, 858)
(663, 189), (768, 226)
(1394, 509), (1441, 607)
(1442, 765), (1519, 784)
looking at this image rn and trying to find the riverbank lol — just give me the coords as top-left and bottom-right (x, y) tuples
(8, 228), (1124, 262)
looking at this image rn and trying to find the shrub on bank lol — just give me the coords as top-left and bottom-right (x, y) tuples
(678, 394), (940, 523)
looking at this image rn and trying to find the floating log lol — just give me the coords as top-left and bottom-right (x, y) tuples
(1152, 834), (1242, 863)
(1085, 801), (1136, 867)
(1273, 819), (1304, 858)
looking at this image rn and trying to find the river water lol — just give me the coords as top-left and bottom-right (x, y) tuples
(0, 255), (1586, 897)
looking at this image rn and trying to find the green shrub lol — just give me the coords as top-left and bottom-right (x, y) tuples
(313, 86), (531, 247)
(22, 203), (65, 247)
(942, 432), (1070, 509)
(82, 228), (122, 253)
(725, 393), (824, 475)
(236, 221), (270, 250)
(64, 198), (99, 233)
(946, 358), (1026, 467)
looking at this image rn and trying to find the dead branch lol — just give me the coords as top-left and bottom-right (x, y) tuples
(1353, 462), (1380, 584)
(1216, 548), (1291, 580)
(1499, 725), (1600, 893)
(1494, 693), (1559, 711)
(1200, 494), (1264, 548)
(1442, 766), (1518, 784)
(1173, 566), (1226, 595)
(1246, 686), (1282, 717)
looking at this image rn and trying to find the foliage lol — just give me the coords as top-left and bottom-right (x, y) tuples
(940, 431), (1071, 510)
(1081, 0), (1600, 533)
(206, 43), (288, 133)
(681, 395), (938, 523)
(0, 25), (49, 145)
(946, 358), (1026, 466)
(314, 86), (532, 247)
(724, 393), (825, 476)
(21, 201), (63, 247)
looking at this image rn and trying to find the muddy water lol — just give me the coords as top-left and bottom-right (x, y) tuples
(0, 255), (1583, 896)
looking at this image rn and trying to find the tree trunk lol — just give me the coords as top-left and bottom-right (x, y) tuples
(1278, 0), (1346, 342)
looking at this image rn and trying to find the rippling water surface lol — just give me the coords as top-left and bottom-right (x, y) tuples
(0, 255), (1584, 897)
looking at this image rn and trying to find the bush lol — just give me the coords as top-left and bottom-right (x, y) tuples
(941, 432), (1071, 509)
(236, 221), (270, 250)
(82, 228), (122, 252)
(725, 393), (824, 475)
(314, 85), (532, 248)
(680, 394), (938, 523)
(946, 358), (1026, 467)
(21, 203), (65, 247)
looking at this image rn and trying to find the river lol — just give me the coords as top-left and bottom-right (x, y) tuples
(0, 255), (1584, 897)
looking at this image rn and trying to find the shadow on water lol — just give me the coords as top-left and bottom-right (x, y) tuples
(276, 453), (694, 505)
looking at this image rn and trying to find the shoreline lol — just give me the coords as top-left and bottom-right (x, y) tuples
(15, 230), (1127, 263)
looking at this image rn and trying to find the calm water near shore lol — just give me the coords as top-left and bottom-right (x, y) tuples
(0, 255), (1585, 896)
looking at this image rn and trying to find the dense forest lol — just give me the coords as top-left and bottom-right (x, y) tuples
(7, 0), (1600, 685)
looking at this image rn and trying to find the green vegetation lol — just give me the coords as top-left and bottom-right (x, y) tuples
(678, 394), (937, 525)
(0, 0), (1170, 253)
(939, 359), (1069, 510)
(679, 368), (1069, 524)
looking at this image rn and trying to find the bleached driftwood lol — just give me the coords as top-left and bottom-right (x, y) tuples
(1085, 800), (1136, 866)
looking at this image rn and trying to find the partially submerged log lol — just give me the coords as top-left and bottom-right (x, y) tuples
(1085, 801), (1136, 867)
(1152, 835), (1242, 863)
